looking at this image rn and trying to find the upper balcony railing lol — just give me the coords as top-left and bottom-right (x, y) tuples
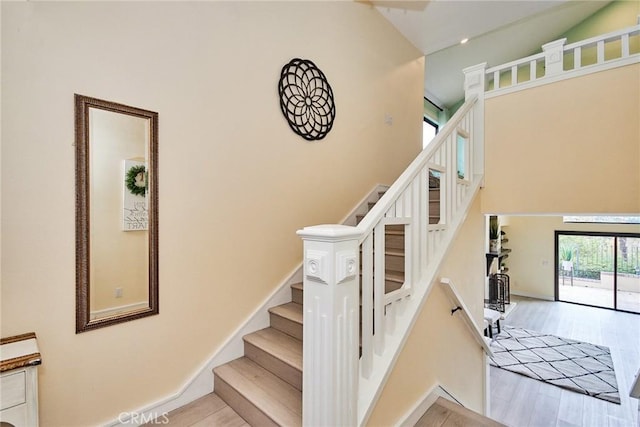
(483, 23), (640, 96)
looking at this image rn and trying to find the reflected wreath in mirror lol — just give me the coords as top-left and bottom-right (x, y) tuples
(125, 164), (147, 197)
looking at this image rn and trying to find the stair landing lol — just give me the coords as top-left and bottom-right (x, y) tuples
(415, 397), (505, 427)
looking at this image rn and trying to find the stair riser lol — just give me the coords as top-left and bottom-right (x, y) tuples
(291, 287), (303, 305)
(385, 234), (404, 250)
(270, 313), (303, 340)
(214, 375), (279, 427)
(244, 341), (302, 391)
(384, 254), (404, 272)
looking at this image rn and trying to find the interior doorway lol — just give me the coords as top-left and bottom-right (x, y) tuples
(555, 231), (640, 314)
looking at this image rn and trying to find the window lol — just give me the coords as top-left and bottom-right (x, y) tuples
(563, 216), (640, 224)
(423, 117), (438, 149)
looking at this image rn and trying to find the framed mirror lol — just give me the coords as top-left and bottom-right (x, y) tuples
(75, 94), (158, 333)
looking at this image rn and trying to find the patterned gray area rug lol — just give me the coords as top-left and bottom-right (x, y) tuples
(489, 326), (620, 404)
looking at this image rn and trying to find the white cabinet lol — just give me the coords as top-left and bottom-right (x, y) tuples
(0, 333), (41, 427)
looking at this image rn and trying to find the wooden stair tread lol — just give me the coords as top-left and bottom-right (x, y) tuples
(290, 282), (303, 292)
(214, 357), (302, 427)
(385, 249), (404, 257)
(244, 327), (302, 372)
(269, 302), (303, 325)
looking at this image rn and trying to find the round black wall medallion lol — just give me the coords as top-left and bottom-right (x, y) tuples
(278, 58), (336, 141)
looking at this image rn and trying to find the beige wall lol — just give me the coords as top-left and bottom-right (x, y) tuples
(368, 195), (486, 425)
(482, 63), (640, 214)
(1, 2), (423, 425)
(504, 216), (640, 300)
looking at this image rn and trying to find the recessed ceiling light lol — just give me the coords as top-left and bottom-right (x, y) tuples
(460, 38), (469, 44)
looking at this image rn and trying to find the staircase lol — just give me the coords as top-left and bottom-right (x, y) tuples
(213, 89), (482, 425)
(213, 288), (303, 426)
(213, 191), (408, 426)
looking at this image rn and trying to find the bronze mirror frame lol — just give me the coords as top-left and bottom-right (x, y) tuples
(75, 94), (159, 333)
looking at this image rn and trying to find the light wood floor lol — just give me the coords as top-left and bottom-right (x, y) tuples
(490, 296), (640, 427)
(160, 393), (247, 427)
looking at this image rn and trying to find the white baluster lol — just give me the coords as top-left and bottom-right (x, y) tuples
(360, 234), (374, 379)
(597, 40), (605, 64)
(529, 60), (536, 81)
(297, 225), (361, 427)
(419, 168), (428, 271)
(411, 175), (422, 285)
(373, 222), (386, 355)
(575, 46), (582, 69)
(622, 34), (630, 57)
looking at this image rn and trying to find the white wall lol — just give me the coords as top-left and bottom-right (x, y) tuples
(1, 2), (424, 425)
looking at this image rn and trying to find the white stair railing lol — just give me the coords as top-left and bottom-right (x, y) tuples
(484, 23), (640, 96)
(298, 91), (484, 426)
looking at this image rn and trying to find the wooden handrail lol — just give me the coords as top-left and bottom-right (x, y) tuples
(440, 278), (493, 357)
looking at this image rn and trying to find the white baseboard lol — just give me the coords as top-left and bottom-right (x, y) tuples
(510, 289), (555, 301)
(106, 184), (389, 427)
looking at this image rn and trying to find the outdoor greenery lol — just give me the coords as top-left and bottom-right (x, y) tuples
(560, 246), (573, 262)
(558, 235), (640, 279)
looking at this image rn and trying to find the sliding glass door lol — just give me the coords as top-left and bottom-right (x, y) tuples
(617, 236), (640, 313)
(556, 232), (640, 314)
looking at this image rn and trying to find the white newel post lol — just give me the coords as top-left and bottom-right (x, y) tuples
(542, 38), (567, 76)
(463, 62), (486, 179)
(297, 224), (361, 427)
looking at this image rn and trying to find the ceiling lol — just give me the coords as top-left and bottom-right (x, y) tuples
(373, 0), (612, 109)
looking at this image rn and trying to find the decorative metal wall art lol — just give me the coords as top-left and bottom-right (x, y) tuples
(278, 58), (336, 141)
